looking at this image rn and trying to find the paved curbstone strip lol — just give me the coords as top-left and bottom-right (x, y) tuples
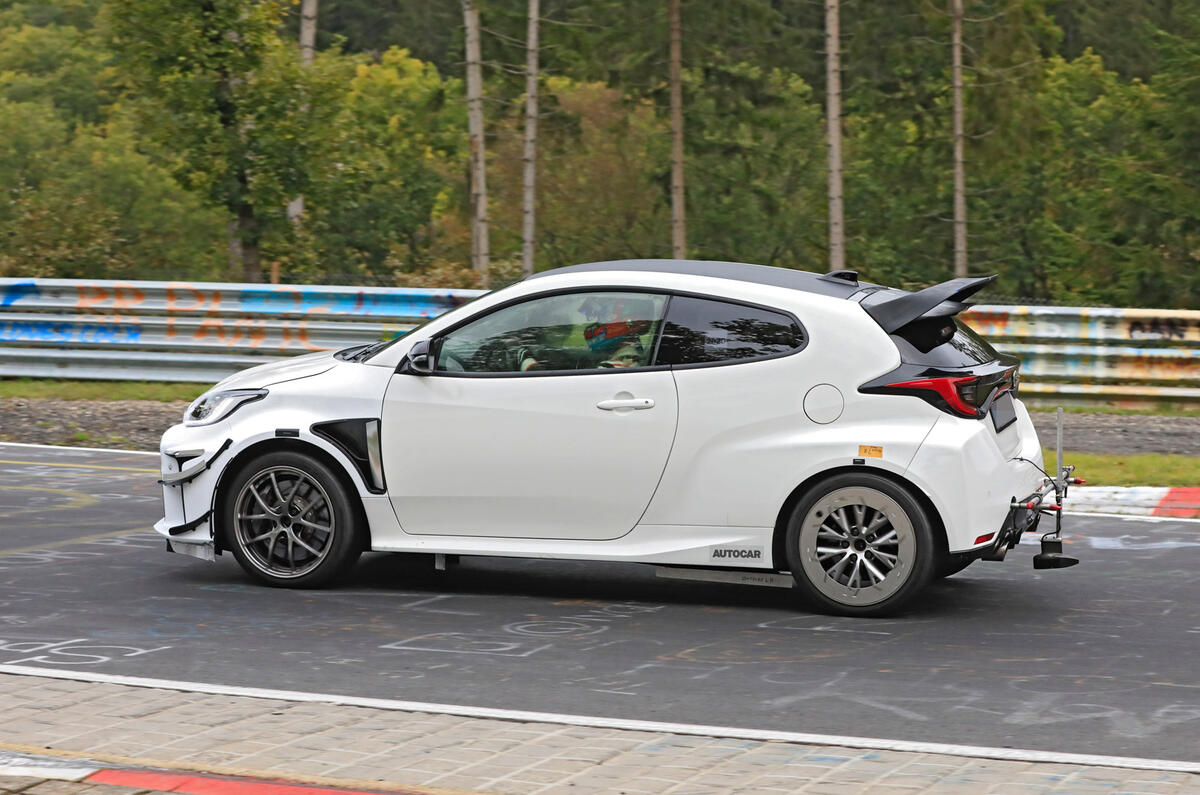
(1, 672), (1199, 794)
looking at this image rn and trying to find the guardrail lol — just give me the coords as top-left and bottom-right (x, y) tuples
(1, 278), (1197, 401)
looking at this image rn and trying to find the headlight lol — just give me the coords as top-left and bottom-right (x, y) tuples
(184, 389), (267, 426)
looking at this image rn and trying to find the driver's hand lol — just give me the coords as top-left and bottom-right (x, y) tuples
(518, 347), (542, 371)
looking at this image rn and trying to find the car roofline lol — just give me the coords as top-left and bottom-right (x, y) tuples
(527, 259), (996, 331)
(525, 259), (877, 300)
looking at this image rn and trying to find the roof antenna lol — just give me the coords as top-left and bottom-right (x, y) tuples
(823, 269), (859, 284)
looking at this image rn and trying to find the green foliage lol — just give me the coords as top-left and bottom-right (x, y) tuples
(303, 48), (464, 279)
(489, 78), (671, 269)
(0, 0), (1196, 307)
(685, 64), (825, 267)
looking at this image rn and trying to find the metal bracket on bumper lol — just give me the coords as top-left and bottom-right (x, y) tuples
(989, 408), (1082, 568)
(1022, 408), (1082, 569)
(165, 509), (211, 537)
(159, 439), (231, 487)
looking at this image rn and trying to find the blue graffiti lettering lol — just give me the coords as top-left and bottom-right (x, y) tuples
(0, 320), (140, 344)
(238, 287), (460, 318)
(1, 281), (39, 308)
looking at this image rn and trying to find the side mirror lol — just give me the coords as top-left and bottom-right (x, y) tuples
(401, 339), (435, 376)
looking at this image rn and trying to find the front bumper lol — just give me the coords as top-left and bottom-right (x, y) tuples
(154, 423), (231, 560)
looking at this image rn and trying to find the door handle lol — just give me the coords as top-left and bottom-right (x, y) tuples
(596, 397), (655, 411)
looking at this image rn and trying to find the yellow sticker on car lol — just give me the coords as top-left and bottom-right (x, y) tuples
(858, 445), (883, 458)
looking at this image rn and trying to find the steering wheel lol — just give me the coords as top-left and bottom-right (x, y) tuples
(473, 338), (514, 372)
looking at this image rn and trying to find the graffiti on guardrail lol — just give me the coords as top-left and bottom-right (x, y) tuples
(1, 281), (37, 308)
(0, 279), (482, 354)
(1, 280), (475, 317)
(963, 307), (1200, 343)
(1126, 318), (1194, 341)
(0, 320), (142, 345)
(3, 277), (1198, 394)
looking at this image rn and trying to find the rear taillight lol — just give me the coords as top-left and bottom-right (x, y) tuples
(861, 365), (1018, 419)
(875, 376), (985, 418)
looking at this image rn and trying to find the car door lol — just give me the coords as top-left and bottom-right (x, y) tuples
(381, 290), (678, 540)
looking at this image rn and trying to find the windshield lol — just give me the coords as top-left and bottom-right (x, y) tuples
(355, 289), (493, 362)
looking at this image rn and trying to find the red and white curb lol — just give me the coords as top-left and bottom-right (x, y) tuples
(1069, 486), (1200, 518)
(0, 751), (404, 795)
(0, 749), (99, 780)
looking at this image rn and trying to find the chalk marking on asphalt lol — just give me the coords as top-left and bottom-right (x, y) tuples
(0, 528), (154, 558)
(0, 485), (99, 519)
(0, 441), (158, 456)
(0, 665), (1196, 775)
(0, 459), (159, 473)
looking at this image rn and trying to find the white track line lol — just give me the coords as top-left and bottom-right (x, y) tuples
(0, 441), (157, 456)
(1065, 510), (1200, 524)
(0, 665), (1196, 775)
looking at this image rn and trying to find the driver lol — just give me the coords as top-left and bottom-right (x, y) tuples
(584, 318), (649, 368)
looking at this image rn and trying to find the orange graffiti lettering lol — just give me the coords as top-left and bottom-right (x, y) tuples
(166, 283), (222, 314)
(225, 318), (267, 348)
(112, 283), (146, 311)
(75, 285), (108, 310)
(193, 316), (226, 343)
(280, 321), (322, 351)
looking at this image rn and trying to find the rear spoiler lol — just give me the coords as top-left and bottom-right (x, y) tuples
(862, 275), (996, 333)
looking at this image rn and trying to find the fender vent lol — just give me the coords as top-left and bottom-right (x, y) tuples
(311, 418), (386, 493)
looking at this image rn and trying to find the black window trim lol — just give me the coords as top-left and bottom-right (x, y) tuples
(419, 285), (808, 379)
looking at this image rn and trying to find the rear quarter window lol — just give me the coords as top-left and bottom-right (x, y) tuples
(655, 296), (805, 366)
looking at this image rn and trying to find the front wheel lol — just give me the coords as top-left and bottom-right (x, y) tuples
(221, 450), (363, 588)
(785, 473), (936, 617)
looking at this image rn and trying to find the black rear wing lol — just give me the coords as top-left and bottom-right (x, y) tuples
(862, 275), (996, 333)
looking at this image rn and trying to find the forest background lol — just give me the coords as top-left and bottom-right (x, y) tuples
(0, 0), (1197, 308)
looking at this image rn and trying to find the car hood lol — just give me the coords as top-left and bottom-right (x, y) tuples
(213, 350), (339, 392)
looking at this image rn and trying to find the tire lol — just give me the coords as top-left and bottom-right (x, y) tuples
(936, 553), (975, 579)
(784, 473), (936, 617)
(220, 450), (363, 588)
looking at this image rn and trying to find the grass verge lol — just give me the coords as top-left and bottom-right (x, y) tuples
(0, 378), (203, 402)
(1047, 448), (1200, 487)
(1028, 404), (1200, 418)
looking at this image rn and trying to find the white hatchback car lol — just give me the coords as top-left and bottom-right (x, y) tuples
(156, 259), (1078, 616)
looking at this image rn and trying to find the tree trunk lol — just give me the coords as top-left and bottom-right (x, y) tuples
(952, 0), (967, 277)
(669, 0), (686, 259)
(299, 0), (317, 65)
(521, 0), (539, 278)
(288, 0), (318, 223)
(238, 195), (261, 282)
(825, 0), (845, 272)
(463, 0), (490, 278)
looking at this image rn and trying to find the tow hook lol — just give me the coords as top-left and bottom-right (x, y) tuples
(1033, 408), (1080, 570)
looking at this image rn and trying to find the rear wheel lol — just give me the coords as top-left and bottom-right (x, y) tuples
(221, 450), (363, 587)
(785, 473), (936, 617)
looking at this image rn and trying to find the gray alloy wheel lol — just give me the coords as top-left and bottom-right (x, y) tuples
(786, 473), (935, 616)
(223, 451), (362, 587)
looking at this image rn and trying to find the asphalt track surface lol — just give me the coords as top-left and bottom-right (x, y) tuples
(0, 443), (1197, 764)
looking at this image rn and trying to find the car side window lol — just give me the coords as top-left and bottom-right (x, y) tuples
(435, 292), (669, 374)
(655, 296), (804, 366)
